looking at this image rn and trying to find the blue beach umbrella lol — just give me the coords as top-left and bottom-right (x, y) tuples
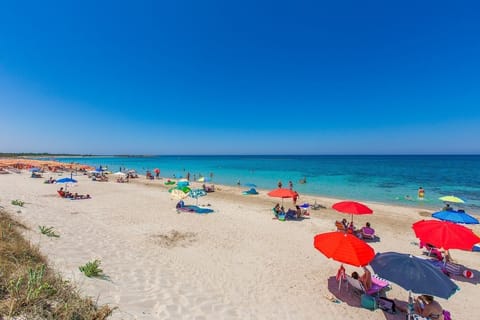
(244, 183), (257, 188)
(432, 210), (479, 224)
(29, 167), (40, 172)
(370, 252), (458, 300)
(56, 177), (78, 191)
(56, 178), (78, 183)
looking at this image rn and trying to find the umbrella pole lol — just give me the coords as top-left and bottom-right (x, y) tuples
(407, 290), (414, 319)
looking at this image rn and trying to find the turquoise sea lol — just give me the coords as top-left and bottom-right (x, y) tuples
(47, 155), (480, 214)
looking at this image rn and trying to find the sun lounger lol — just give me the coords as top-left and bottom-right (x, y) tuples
(335, 221), (353, 233)
(424, 258), (465, 277)
(335, 221), (346, 232)
(346, 275), (390, 296)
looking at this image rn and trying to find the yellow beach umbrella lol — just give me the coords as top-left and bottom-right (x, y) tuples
(439, 195), (465, 203)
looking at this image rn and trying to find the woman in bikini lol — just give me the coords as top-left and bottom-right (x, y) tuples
(414, 295), (444, 320)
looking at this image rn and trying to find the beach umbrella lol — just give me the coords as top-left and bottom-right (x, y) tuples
(412, 219), (480, 250)
(332, 201), (373, 223)
(313, 232), (375, 267)
(29, 167), (40, 172)
(189, 189), (207, 205)
(169, 186), (191, 193)
(197, 176), (211, 182)
(177, 180), (189, 188)
(267, 188), (297, 206)
(170, 188), (189, 200)
(432, 210), (479, 225)
(244, 183), (257, 188)
(112, 171), (126, 177)
(439, 195), (465, 204)
(55, 177), (78, 191)
(56, 177), (77, 184)
(370, 252), (458, 301)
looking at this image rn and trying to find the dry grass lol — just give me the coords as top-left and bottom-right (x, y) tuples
(0, 209), (114, 319)
(151, 230), (197, 248)
(418, 211), (433, 217)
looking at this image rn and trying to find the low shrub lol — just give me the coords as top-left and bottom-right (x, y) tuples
(79, 260), (104, 278)
(38, 225), (60, 238)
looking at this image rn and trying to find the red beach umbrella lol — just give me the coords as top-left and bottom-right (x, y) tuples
(332, 201), (373, 223)
(268, 188), (297, 205)
(314, 231), (375, 267)
(267, 188), (297, 198)
(412, 220), (480, 250)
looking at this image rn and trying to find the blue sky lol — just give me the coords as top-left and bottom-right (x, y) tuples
(1, 0), (479, 155)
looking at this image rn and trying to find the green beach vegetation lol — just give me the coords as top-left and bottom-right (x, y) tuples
(0, 152), (94, 158)
(38, 225), (60, 238)
(0, 209), (113, 319)
(11, 199), (25, 207)
(79, 260), (105, 278)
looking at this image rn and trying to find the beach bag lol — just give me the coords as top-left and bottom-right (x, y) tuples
(360, 294), (377, 310)
(443, 310), (451, 320)
(377, 296), (396, 314)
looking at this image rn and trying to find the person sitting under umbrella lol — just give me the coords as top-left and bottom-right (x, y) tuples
(443, 203), (454, 211)
(285, 205), (303, 219)
(414, 295), (445, 320)
(273, 203), (281, 218)
(352, 266), (372, 291)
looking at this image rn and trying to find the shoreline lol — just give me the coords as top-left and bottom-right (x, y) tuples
(1, 170), (479, 319)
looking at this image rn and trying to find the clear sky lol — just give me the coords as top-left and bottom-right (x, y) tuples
(1, 0), (479, 155)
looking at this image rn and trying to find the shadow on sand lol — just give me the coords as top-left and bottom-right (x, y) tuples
(326, 276), (407, 320)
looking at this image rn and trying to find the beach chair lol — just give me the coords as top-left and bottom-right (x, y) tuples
(419, 241), (443, 261)
(335, 221), (347, 232)
(346, 275), (390, 296)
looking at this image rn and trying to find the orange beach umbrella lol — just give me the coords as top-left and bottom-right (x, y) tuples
(314, 231), (375, 267)
(267, 188), (297, 206)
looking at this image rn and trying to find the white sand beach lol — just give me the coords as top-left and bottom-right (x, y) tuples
(1, 171), (479, 319)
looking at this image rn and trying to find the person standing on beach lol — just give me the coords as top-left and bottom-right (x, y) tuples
(293, 191), (299, 205)
(289, 180), (293, 190)
(278, 181), (283, 188)
(418, 187), (425, 200)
